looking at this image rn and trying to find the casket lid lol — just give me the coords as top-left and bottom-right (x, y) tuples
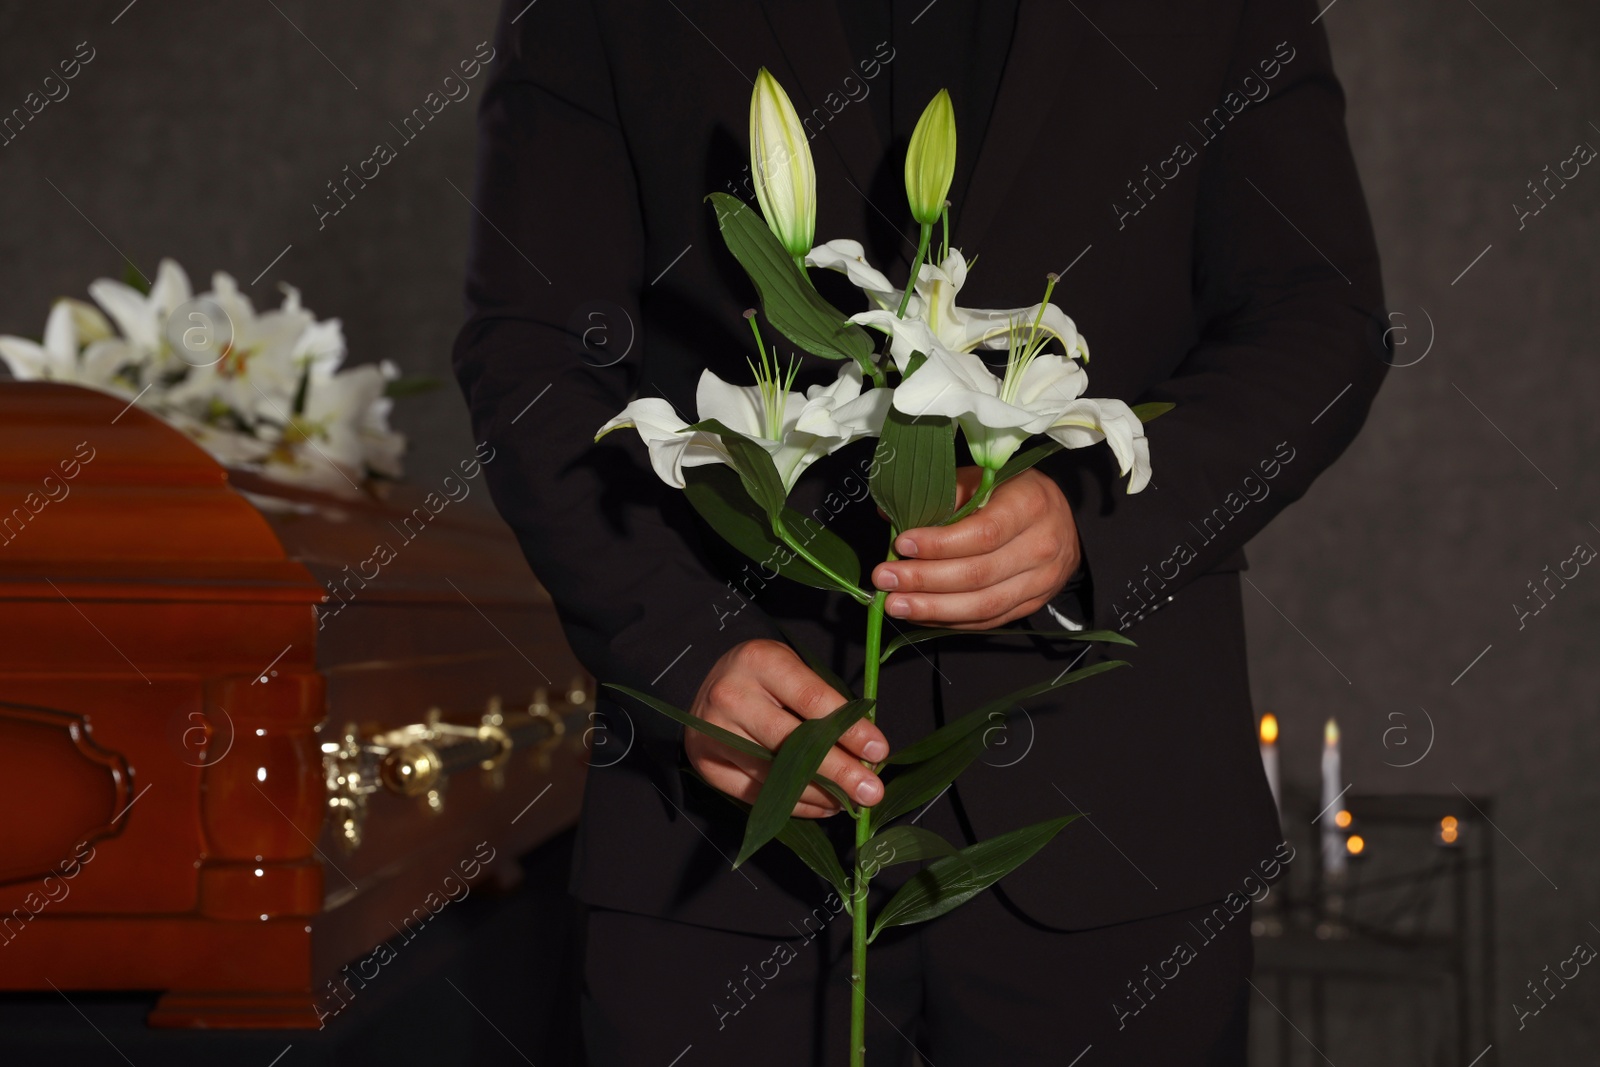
(0, 382), (543, 609)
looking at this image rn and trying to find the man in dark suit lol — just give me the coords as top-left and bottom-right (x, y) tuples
(452, 0), (1386, 1062)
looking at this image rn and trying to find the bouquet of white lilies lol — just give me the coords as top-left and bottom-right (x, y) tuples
(0, 260), (415, 494)
(599, 70), (1166, 1067)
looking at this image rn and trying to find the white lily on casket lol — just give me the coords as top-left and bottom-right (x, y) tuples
(85, 258), (195, 376)
(161, 274), (340, 422)
(0, 298), (138, 394)
(596, 358), (891, 493)
(265, 359), (407, 490)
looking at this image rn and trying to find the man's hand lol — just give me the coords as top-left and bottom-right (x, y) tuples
(871, 467), (1081, 629)
(686, 639), (887, 818)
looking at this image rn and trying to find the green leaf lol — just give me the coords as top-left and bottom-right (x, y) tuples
(881, 626), (1136, 663)
(869, 815), (1080, 940)
(383, 375), (443, 398)
(706, 192), (875, 368)
(873, 729), (988, 826)
(694, 769), (853, 907)
(1131, 401), (1175, 423)
(870, 404), (956, 533)
(684, 466), (861, 594)
(737, 697), (875, 867)
(122, 260), (151, 295)
(602, 683), (855, 811)
(857, 825), (960, 872)
(604, 682), (772, 763)
(685, 418), (788, 519)
(992, 439), (1063, 487)
(885, 660), (1129, 766)
(776, 817), (852, 903)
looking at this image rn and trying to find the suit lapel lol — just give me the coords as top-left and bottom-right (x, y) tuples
(953, 0), (1087, 253)
(754, 0), (887, 201)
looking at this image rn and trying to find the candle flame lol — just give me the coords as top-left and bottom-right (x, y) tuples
(1259, 713), (1279, 745)
(1346, 834), (1366, 855)
(1324, 718), (1340, 747)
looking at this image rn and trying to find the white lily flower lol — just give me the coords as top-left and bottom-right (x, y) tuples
(1046, 397), (1152, 493)
(598, 361), (890, 493)
(893, 344), (1088, 469)
(161, 275), (342, 428)
(891, 302), (1152, 491)
(805, 239), (899, 309)
(86, 258), (194, 370)
(0, 299), (139, 394)
(595, 396), (728, 489)
(809, 244), (1087, 372)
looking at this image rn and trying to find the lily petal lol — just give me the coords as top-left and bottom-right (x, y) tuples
(849, 309), (940, 372)
(595, 396), (728, 488)
(806, 239), (898, 302)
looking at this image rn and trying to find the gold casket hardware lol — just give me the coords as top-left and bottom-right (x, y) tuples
(322, 678), (591, 851)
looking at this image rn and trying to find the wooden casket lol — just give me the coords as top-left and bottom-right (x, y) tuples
(0, 382), (590, 1029)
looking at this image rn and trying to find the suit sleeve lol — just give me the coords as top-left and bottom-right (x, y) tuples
(450, 0), (785, 763)
(1043, 0), (1389, 631)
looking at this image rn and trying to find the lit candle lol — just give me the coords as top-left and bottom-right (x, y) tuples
(1321, 718), (1345, 876)
(1259, 713), (1281, 818)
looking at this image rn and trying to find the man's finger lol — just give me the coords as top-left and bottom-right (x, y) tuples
(693, 750), (840, 817)
(757, 643), (850, 721)
(883, 572), (1048, 627)
(872, 551), (1007, 595)
(756, 642), (890, 760)
(838, 719), (890, 763)
(894, 494), (1028, 560)
(817, 747), (883, 806)
(729, 702), (885, 805)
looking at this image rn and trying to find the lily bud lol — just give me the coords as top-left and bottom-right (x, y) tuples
(904, 89), (956, 226)
(749, 68), (816, 258)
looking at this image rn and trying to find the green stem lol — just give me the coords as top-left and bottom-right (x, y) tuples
(859, 354), (888, 390)
(774, 517), (873, 605)
(939, 203), (950, 263)
(945, 466), (997, 525)
(895, 223), (934, 320)
(851, 586), (887, 1067)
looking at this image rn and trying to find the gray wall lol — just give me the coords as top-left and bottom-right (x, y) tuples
(1256, 3), (1600, 1063)
(0, 0), (499, 491)
(1, 1), (1596, 1063)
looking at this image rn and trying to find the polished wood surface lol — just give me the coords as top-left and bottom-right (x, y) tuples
(0, 382), (588, 1028)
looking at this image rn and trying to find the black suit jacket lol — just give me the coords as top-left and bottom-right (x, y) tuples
(451, 0), (1387, 936)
